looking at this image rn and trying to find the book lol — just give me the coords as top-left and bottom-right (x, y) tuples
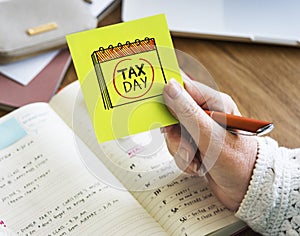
(0, 81), (246, 235)
(0, 49), (71, 111)
(0, 50), (59, 86)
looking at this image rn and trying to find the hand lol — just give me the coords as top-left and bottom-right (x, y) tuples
(162, 76), (258, 211)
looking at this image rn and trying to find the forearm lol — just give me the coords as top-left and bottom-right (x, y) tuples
(235, 137), (300, 235)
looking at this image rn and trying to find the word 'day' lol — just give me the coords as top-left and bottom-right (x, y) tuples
(114, 59), (154, 99)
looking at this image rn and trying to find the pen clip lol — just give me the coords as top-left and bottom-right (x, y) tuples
(227, 123), (274, 136)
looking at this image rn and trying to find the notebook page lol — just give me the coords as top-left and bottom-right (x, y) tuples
(50, 83), (241, 235)
(100, 141), (240, 235)
(0, 103), (166, 235)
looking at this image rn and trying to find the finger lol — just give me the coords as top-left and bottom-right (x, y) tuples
(182, 74), (219, 109)
(183, 76), (241, 115)
(164, 124), (200, 174)
(164, 78), (215, 146)
(163, 79), (227, 170)
(187, 149), (202, 175)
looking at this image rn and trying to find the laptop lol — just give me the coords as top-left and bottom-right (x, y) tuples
(122, 0), (300, 47)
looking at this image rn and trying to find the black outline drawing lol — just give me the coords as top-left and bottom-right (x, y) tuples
(91, 38), (167, 110)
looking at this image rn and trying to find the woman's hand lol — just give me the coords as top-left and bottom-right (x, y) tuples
(162, 76), (258, 211)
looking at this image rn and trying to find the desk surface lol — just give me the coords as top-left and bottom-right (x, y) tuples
(0, 4), (298, 235)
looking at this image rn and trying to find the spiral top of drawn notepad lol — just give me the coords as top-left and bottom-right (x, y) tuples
(94, 38), (156, 63)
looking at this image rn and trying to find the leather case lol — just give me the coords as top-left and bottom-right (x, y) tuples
(0, 0), (97, 64)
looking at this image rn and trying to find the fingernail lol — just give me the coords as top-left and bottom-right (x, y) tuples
(165, 78), (182, 99)
(178, 148), (190, 163)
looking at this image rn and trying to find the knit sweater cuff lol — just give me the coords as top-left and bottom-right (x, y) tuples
(235, 137), (300, 235)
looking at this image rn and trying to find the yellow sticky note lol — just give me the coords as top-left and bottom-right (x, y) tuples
(66, 14), (182, 143)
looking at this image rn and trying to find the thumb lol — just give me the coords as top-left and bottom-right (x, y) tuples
(163, 79), (226, 167)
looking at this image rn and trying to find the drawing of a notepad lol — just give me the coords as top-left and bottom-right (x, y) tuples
(67, 14), (183, 142)
(91, 38), (167, 110)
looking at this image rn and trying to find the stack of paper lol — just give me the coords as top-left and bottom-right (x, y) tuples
(0, 49), (71, 110)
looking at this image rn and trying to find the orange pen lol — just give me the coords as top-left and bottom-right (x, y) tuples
(205, 110), (274, 136)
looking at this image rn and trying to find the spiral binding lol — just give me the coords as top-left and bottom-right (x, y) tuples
(98, 37), (152, 51)
(94, 37), (156, 63)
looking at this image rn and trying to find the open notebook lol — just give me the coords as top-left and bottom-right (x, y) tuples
(0, 81), (247, 235)
(122, 0), (300, 47)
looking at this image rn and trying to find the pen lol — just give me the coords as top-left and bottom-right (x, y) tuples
(205, 110), (274, 136)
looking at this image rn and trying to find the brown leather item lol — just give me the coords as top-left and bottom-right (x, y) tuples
(0, 49), (71, 110)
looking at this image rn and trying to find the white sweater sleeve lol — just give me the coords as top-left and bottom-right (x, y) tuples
(235, 137), (300, 235)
